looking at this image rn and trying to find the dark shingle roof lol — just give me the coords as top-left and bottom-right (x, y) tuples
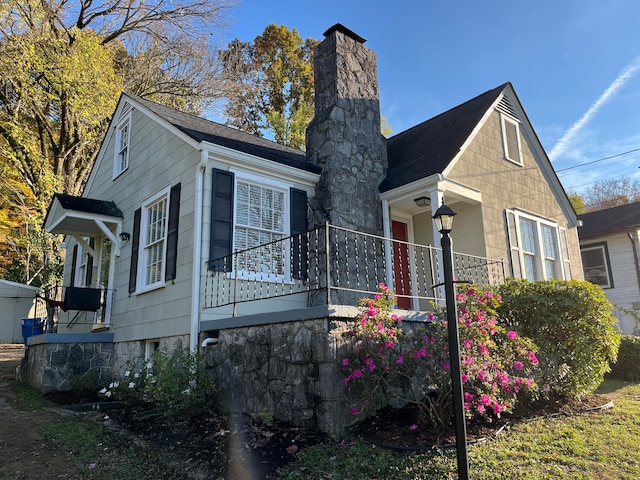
(381, 83), (507, 192)
(578, 202), (640, 239)
(53, 193), (123, 217)
(129, 95), (319, 174)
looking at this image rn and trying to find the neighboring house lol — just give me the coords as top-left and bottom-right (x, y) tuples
(0, 280), (38, 344)
(31, 24), (582, 430)
(578, 202), (640, 335)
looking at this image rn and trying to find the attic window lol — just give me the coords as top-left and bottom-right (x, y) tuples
(500, 114), (523, 166)
(114, 113), (131, 178)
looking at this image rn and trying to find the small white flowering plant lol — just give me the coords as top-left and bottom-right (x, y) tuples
(99, 349), (215, 418)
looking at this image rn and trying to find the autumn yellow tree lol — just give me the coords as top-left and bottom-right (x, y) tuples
(0, 0), (235, 285)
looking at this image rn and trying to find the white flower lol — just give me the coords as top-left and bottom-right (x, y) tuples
(133, 372), (140, 379)
(105, 391), (112, 397)
(99, 387), (107, 394)
(112, 381), (119, 389)
(108, 382), (114, 389)
(182, 388), (191, 395)
(146, 362), (153, 370)
(124, 370), (130, 377)
(128, 382), (135, 389)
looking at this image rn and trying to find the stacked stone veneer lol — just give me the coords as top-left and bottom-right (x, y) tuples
(204, 318), (358, 437)
(306, 25), (387, 235)
(20, 335), (114, 393)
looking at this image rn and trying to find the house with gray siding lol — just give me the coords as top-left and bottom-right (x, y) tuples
(28, 24), (582, 433)
(578, 202), (640, 334)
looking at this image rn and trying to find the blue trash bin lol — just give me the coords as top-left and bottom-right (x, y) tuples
(21, 317), (43, 346)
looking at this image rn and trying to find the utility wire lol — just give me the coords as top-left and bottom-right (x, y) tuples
(555, 147), (640, 173)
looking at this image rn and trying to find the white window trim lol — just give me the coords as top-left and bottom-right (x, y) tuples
(581, 243), (613, 289)
(229, 170), (292, 283)
(113, 112), (131, 179)
(506, 209), (569, 281)
(500, 113), (523, 166)
(137, 186), (171, 293)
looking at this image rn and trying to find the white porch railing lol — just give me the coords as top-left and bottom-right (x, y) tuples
(203, 223), (505, 313)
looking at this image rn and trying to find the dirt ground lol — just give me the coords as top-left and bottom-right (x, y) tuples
(0, 344), (83, 479)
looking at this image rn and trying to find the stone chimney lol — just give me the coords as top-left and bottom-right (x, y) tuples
(306, 24), (387, 235)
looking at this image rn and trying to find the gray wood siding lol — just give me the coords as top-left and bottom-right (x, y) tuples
(447, 110), (582, 279)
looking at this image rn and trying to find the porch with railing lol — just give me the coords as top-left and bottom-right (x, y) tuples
(203, 223), (506, 315)
(34, 285), (112, 332)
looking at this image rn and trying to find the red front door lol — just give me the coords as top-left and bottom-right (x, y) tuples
(392, 220), (412, 309)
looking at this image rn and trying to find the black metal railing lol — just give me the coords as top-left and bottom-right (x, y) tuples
(203, 223), (505, 313)
(35, 285), (111, 332)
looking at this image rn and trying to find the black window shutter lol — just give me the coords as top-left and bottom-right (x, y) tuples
(85, 237), (95, 286)
(70, 244), (78, 286)
(129, 208), (141, 293)
(165, 183), (181, 281)
(290, 188), (308, 280)
(209, 169), (234, 271)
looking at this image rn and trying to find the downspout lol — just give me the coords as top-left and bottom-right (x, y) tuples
(627, 231), (640, 291)
(190, 150), (207, 352)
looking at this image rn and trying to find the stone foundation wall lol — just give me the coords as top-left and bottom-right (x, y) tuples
(19, 334), (115, 393)
(204, 318), (357, 437)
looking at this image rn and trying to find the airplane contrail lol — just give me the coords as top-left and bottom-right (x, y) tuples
(549, 56), (640, 161)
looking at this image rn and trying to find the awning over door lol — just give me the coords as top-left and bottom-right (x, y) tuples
(44, 193), (124, 254)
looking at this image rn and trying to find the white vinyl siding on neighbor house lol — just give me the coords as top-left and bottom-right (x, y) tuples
(139, 187), (170, 290)
(232, 173), (289, 279)
(114, 114), (131, 178)
(581, 242), (613, 288)
(500, 113), (523, 166)
(506, 209), (570, 281)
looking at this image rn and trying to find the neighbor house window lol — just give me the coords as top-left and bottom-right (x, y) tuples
(506, 209), (570, 281)
(114, 115), (131, 177)
(500, 114), (523, 165)
(233, 175), (288, 277)
(581, 243), (613, 288)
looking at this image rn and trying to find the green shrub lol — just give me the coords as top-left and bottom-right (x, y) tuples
(496, 279), (620, 398)
(100, 349), (216, 418)
(608, 335), (640, 381)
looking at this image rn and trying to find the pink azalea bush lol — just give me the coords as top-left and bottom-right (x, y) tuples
(342, 284), (540, 428)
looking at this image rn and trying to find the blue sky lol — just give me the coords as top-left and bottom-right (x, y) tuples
(222, 0), (640, 196)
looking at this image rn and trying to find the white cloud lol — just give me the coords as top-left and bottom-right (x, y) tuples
(549, 55), (640, 162)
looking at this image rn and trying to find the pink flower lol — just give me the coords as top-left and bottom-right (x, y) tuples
(409, 424), (418, 431)
(463, 339), (472, 349)
(493, 403), (502, 414)
(478, 370), (487, 382)
(464, 392), (474, 402)
(480, 394), (491, 405)
(342, 358), (349, 366)
(507, 331), (517, 340)
(442, 362), (450, 370)
(514, 361), (524, 371)
(461, 374), (469, 383)
(89, 463), (96, 470)
(529, 351), (539, 364)
(352, 369), (362, 379)
(396, 356), (404, 365)
(384, 341), (395, 349)
(351, 408), (359, 416)
(477, 404), (486, 413)
(479, 344), (489, 356)
(485, 291), (493, 299)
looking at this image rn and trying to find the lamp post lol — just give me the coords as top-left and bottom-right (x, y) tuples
(433, 203), (469, 480)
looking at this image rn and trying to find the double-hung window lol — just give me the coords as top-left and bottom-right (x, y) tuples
(128, 184), (181, 294)
(233, 175), (288, 279)
(209, 168), (308, 281)
(114, 115), (130, 177)
(506, 209), (570, 281)
(581, 243), (613, 288)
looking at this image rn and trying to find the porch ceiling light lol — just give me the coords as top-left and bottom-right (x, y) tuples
(414, 196), (430, 208)
(432, 203), (457, 234)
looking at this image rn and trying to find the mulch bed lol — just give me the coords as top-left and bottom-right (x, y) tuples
(44, 390), (613, 478)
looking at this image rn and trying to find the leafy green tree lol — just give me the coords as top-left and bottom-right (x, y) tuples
(567, 192), (585, 215)
(221, 24), (319, 150)
(0, 0), (235, 285)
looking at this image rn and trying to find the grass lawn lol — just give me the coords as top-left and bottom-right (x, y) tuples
(277, 379), (640, 479)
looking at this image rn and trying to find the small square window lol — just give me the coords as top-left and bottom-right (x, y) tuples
(581, 244), (613, 288)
